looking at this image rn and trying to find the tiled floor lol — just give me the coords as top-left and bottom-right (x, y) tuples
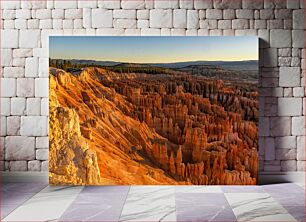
(1, 182), (304, 221)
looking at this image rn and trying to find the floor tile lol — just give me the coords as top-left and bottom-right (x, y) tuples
(269, 192), (305, 206)
(2, 186), (84, 221)
(225, 193), (297, 221)
(221, 185), (264, 193)
(0, 182), (47, 194)
(283, 205), (305, 222)
(1, 205), (18, 220)
(262, 183), (304, 194)
(119, 186), (176, 222)
(81, 185), (130, 194)
(176, 193), (236, 222)
(176, 185), (223, 193)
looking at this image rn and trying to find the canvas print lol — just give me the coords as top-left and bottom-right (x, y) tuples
(49, 36), (259, 185)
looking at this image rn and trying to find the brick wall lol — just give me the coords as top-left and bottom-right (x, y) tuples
(0, 0), (305, 173)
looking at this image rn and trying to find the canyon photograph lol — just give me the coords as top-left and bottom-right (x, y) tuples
(49, 36), (259, 185)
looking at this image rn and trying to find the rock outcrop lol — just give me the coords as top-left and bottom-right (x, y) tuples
(49, 67), (258, 185)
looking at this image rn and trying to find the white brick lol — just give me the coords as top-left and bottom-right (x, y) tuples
(1, 1), (20, 9)
(292, 116), (305, 136)
(4, 20), (15, 29)
(41, 98), (49, 116)
(12, 58), (25, 67)
(214, 0), (241, 9)
(232, 19), (249, 29)
(53, 19), (63, 29)
(114, 19), (137, 28)
(140, 28), (161, 36)
(293, 9), (305, 30)
(36, 137), (49, 149)
(96, 28), (124, 36)
(35, 9), (51, 19)
(39, 19), (53, 29)
(2, 9), (15, 19)
(199, 10), (205, 19)
(26, 98), (41, 116)
(1, 117), (7, 136)
(171, 29), (186, 36)
(78, 0), (97, 8)
(270, 117), (291, 136)
(7, 116), (20, 136)
(259, 117), (269, 136)
(206, 9), (222, 19)
(16, 78), (34, 97)
(98, 0), (120, 9)
(186, 29), (198, 36)
(63, 19), (74, 29)
(154, 0), (178, 9)
(293, 87), (305, 97)
(264, 137), (275, 160)
(161, 28), (171, 36)
(39, 58), (49, 77)
(218, 20), (231, 29)
(279, 67), (301, 87)
(74, 19), (83, 29)
(28, 160), (41, 171)
(19, 30), (41, 48)
(65, 9), (82, 19)
(27, 19), (39, 29)
(276, 149), (297, 160)
(179, 0), (193, 8)
(270, 29), (292, 48)
(121, 0), (145, 9)
(236, 9), (254, 19)
(54, 1), (77, 9)
(137, 20), (149, 28)
(15, 9), (31, 19)
(150, 9), (172, 28)
(9, 161), (27, 171)
(35, 78), (49, 97)
(187, 10), (199, 29)
(114, 9), (136, 18)
(194, 0), (212, 9)
(242, 0), (263, 9)
(92, 9), (113, 28)
(52, 9), (64, 19)
(297, 161), (305, 171)
(292, 30), (305, 48)
(25, 57), (38, 77)
(20, 116), (48, 136)
(210, 29), (223, 36)
(11, 98), (25, 115)
(0, 98), (10, 116)
(36, 149), (48, 160)
(15, 19), (27, 29)
(21, 1), (46, 9)
(1, 49), (12, 67)
(223, 9), (235, 19)
(287, 0), (300, 9)
(3, 67), (24, 77)
(281, 160), (297, 171)
(278, 98), (302, 116)
(258, 29), (269, 48)
(297, 136), (305, 161)
(264, 164), (281, 172)
(5, 136), (35, 160)
(275, 136), (297, 149)
(1, 78), (16, 97)
(41, 160), (49, 171)
(82, 8), (91, 28)
(137, 10), (149, 19)
(173, 9), (187, 28)
(278, 48), (291, 57)
(1, 30), (19, 48)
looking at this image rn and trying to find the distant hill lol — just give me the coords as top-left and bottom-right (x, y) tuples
(51, 59), (258, 71)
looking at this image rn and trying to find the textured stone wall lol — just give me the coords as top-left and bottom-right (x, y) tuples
(0, 0), (305, 172)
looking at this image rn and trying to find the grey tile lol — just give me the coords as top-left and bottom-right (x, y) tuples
(262, 183), (304, 194)
(283, 205), (305, 222)
(270, 192), (305, 206)
(222, 185), (264, 193)
(176, 193), (236, 222)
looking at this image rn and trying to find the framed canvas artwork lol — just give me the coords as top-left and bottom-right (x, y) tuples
(49, 36), (259, 185)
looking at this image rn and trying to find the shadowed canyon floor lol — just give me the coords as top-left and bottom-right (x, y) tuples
(49, 66), (258, 185)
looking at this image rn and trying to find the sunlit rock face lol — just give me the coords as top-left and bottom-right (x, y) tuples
(49, 67), (258, 185)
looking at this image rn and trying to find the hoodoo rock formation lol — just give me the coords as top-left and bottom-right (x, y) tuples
(49, 66), (258, 185)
